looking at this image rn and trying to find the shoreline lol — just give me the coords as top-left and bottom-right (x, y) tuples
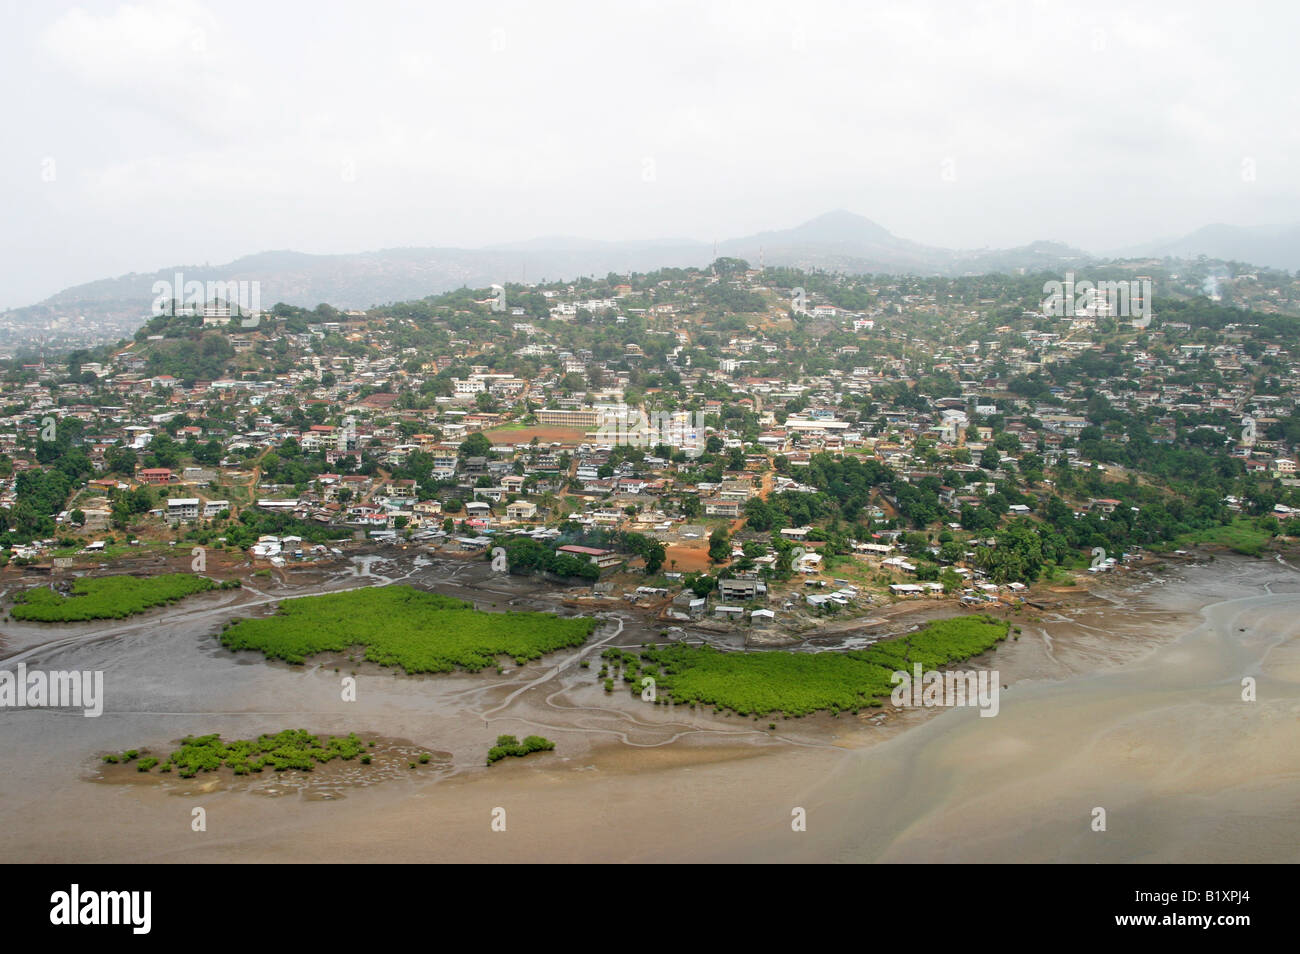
(5, 549), (1291, 862)
(0, 545), (1221, 760)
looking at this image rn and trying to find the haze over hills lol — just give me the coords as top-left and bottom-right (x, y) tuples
(1114, 223), (1300, 272)
(3, 211), (1296, 347)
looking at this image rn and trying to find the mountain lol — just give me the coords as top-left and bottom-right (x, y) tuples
(950, 240), (1093, 274)
(716, 210), (945, 273)
(0, 212), (1120, 344)
(1117, 223), (1300, 272)
(1, 242), (715, 333)
(718, 212), (1095, 277)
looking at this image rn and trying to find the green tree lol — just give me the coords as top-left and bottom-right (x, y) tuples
(458, 433), (493, 459)
(708, 527), (730, 564)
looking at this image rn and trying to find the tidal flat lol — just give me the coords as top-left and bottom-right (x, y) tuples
(1, 551), (1297, 863)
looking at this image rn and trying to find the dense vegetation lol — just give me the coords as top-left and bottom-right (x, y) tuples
(486, 733), (555, 765)
(604, 615), (1009, 716)
(220, 584), (598, 672)
(221, 510), (353, 547)
(785, 448), (1286, 582)
(12, 573), (222, 621)
(492, 536), (600, 580)
(131, 314), (238, 385)
(1168, 516), (1273, 556)
(106, 730), (376, 777)
(570, 527), (667, 573)
(497, 526), (668, 578)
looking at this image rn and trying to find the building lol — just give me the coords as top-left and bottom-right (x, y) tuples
(506, 501), (538, 521)
(671, 591), (706, 618)
(537, 408), (601, 429)
(80, 508), (111, 532)
(138, 468), (175, 485)
(795, 551), (823, 573)
(717, 578), (763, 602)
(703, 498), (741, 518)
(414, 500), (443, 518)
(166, 498), (200, 522)
(556, 544), (623, 569)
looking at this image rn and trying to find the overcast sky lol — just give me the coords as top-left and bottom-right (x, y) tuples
(2, 0), (1298, 308)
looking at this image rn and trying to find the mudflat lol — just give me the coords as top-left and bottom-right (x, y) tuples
(1, 551), (1296, 863)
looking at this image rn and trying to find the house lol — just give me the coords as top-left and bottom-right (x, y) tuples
(506, 501), (538, 521)
(717, 578), (763, 602)
(795, 551), (823, 573)
(889, 583), (925, 597)
(703, 498), (741, 518)
(166, 498), (200, 522)
(881, 556), (917, 573)
(671, 590), (706, 618)
(556, 544), (622, 569)
(138, 468), (175, 485)
(853, 542), (894, 556)
(718, 479), (754, 501)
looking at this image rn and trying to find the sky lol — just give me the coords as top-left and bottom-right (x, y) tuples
(2, 0), (1298, 308)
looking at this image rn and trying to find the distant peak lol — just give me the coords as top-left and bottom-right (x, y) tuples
(785, 210), (894, 243)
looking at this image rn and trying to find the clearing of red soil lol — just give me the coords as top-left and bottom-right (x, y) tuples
(664, 542), (713, 573)
(482, 426), (589, 445)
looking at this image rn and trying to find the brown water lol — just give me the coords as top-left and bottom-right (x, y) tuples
(730, 564), (1300, 863)
(1, 555), (1297, 863)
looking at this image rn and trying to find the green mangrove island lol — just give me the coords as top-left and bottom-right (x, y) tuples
(100, 729), (442, 778)
(219, 584), (599, 672)
(12, 573), (231, 622)
(486, 734), (556, 765)
(602, 615), (1010, 716)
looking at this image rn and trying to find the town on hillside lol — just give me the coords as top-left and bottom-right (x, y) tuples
(7, 256), (1300, 636)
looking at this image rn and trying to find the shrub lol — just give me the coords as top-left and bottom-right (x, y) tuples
(629, 615), (1009, 717)
(487, 734), (555, 764)
(98, 730), (380, 779)
(13, 574), (217, 622)
(219, 585), (598, 673)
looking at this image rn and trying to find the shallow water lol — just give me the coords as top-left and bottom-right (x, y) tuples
(1, 555), (1296, 862)
(717, 560), (1300, 862)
